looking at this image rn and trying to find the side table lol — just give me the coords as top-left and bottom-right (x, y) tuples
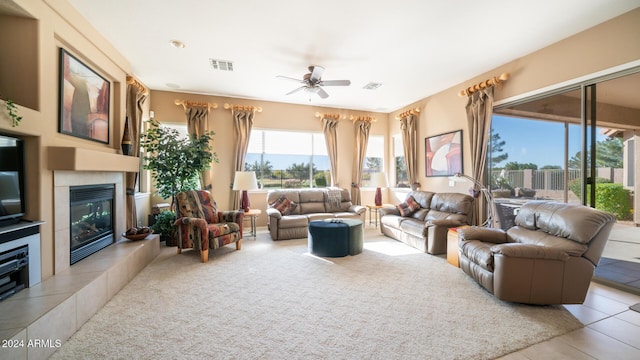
(365, 204), (392, 228)
(243, 209), (261, 239)
(446, 225), (468, 267)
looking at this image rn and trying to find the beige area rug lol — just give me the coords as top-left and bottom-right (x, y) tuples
(51, 228), (583, 360)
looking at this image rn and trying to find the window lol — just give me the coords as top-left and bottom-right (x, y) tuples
(393, 135), (408, 187)
(245, 129), (329, 188)
(361, 135), (384, 187)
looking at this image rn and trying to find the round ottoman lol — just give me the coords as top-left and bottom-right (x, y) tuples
(308, 219), (363, 257)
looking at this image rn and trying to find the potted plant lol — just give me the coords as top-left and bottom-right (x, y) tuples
(150, 210), (177, 245)
(140, 119), (219, 205)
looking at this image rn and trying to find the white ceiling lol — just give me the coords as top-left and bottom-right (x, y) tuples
(67, 0), (640, 113)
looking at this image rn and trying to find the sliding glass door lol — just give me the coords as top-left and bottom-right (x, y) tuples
(491, 69), (640, 293)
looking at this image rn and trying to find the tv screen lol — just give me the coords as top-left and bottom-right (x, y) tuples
(0, 133), (25, 225)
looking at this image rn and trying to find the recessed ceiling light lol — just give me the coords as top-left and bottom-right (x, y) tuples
(169, 40), (185, 49)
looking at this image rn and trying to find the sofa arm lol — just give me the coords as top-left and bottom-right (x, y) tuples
(458, 227), (508, 244)
(266, 208), (282, 219)
(426, 219), (465, 227)
(491, 243), (570, 261)
(379, 207), (400, 217)
(349, 205), (366, 215)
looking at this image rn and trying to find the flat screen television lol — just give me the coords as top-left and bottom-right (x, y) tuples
(0, 133), (26, 226)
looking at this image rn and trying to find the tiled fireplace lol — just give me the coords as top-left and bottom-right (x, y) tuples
(54, 171), (125, 274)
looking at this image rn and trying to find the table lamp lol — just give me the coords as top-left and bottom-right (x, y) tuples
(369, 172), (389, 206)
(232, 171), (258, 212)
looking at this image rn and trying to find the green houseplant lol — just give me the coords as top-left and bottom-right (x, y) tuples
(150, 210), (177, 245)
(140, 119), (219, 203)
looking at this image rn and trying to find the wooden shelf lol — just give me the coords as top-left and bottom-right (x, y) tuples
(47, 146), (139, 172)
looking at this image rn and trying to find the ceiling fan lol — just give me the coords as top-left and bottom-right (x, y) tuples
(277, 65), (351, 99)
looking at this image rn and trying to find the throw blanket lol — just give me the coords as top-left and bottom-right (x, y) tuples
(326, 188), (342, 209)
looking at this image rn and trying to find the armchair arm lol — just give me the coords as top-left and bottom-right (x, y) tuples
(458, 227), (508, 244)
(349, 205), (366, 215)
(379, 207), (400, 217)
(218, 210), (245, 225)
(490, 243), (570, 261)
(266, 208), (282, 219)
(174, 217), (209, 250)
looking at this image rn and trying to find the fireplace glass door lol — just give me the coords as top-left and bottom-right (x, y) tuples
(69, 184), (115, 264)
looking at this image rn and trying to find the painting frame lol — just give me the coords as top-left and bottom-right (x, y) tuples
(59, 48), (110, 144)
(425, 129), (463, 177)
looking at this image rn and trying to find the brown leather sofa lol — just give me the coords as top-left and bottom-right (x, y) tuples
(266, 188), (366, 240)
(379, 191), (474, 254)
(458, 201), (615, 305)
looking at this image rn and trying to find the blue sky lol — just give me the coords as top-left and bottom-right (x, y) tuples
(491, 115), (606, 168)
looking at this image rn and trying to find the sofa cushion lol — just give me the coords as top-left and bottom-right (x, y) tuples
(396, 196), (420, 216)
(400, 219), (427, 238)
(277, 215), (309, 229)
(271, 195), (298, 215)
(380, 214), (405, 229)
(459, 239), (495, 272)
(408, 191), (435, 209)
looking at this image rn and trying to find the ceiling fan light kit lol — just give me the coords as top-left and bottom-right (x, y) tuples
(277, 65), (351, 99)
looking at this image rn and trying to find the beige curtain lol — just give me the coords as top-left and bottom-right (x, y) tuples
(351, 120), (371, 205)
(322, 117), (339, 187)
(466, 87), (494, 225)
(124, 82), (147, 229)
(185, 105), (212, 190)
(400, 114), (420, 190)
(231, 109), (255, 209)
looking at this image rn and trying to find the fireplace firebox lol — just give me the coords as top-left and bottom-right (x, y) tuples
(69, 184), (115, 265)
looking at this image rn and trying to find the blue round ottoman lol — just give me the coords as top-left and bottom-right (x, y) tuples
(308, 219), (363, 257)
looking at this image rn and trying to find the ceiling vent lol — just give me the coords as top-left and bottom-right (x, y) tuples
(363, 82), (383, 90)
(209, 59), (234, 71)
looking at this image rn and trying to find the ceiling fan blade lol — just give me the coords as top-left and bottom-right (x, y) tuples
(286, 86), (306, 95)
(309, 65), (325, 82)
(277, 75), (304, 83)
(318, 80), (351, 86)
(317, 87), (329, 99)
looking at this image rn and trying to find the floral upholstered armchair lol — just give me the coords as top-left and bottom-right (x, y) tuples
(174, 190), (244, 262)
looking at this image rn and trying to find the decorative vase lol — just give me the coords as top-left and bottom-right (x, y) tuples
(121, 116), (132, 155)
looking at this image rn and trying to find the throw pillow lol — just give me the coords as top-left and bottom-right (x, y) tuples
(396, 195), (421, 216)
(271, 195), (297, 215)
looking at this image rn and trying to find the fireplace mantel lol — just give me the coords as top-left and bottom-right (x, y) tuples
(48, 146), (139, 172)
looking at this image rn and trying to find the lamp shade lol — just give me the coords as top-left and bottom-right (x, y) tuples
(232, 171), (258, 191)
(369, 172), (389, 188)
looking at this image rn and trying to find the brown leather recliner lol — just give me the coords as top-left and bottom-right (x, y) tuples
(458, 201), (615, 305)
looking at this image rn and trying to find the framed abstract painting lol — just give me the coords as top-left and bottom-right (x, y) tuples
(425, 130), (462, 177)
(59, 48), (110, 144)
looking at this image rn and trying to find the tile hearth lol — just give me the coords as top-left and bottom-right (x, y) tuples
(0, 235), (159, 360)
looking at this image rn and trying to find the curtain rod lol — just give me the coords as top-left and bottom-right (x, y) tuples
(315, 112), (345, 120)
(458, 72), (510, 97)
(350, 115), (376, 123)
(126, 76), (148, 95)
(174, 99), (218, 110)
(223, 103), (263, 113)
(395, 107), (420, 120)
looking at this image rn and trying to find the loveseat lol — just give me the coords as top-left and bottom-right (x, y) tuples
(266, 188), (366, 240)
(458, 201), (615, 304)
(379, 190), (474, 254)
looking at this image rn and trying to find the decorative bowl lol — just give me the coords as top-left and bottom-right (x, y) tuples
(122, 229), (153, 241)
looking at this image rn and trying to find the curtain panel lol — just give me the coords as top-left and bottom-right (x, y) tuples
(322, 117), (339, 187)
(400, 114), (420, 190)
(124, 83), (147, 229)
(231, 109), (254, 209)
(351, 120), (371, 205)
(185, 106), (212, 190)
(465, 87), (494, 225)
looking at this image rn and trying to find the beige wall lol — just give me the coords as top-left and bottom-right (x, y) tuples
(149, 90), (388, 226)
(0, 0), (638, 281)
(0, 0), (133, 280)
